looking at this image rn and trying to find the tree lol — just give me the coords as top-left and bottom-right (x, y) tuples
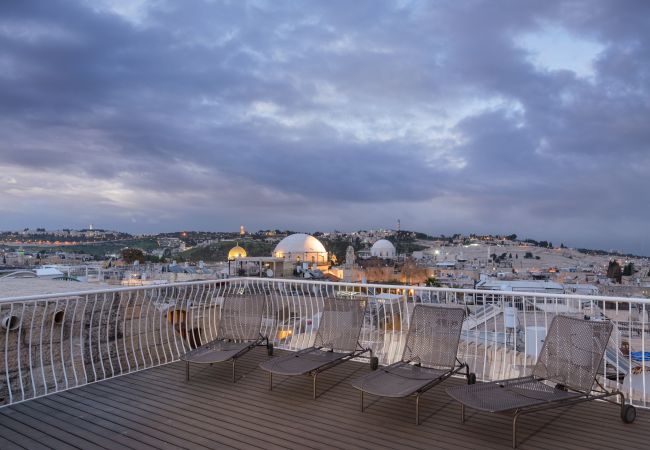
(623, 263), (635, 277)
(121, 248), (145, 264)
(425, 276), (441, 287)
(607, 260), (622, 283)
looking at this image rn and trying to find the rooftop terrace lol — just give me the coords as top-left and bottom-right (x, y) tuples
(1, 278), (648, 449)
(1, 348), (648, 449)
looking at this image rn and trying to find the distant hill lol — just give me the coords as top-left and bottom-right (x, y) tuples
(15, 238), (159, 259)
(176, 240), (275, 262)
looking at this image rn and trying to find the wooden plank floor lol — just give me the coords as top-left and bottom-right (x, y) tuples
(1, 348), (647, 449)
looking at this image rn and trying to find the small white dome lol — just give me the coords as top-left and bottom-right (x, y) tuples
(370, 239), (396, 259)
(273, 234), (328, 264)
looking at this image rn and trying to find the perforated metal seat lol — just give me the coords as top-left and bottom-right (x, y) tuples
(259, 296), (371, 399)
(181, 292), (269, 382)
(446, 316), (635, 448)
(182, 341), (254, 364)
(259, 348), (349, 376)
(447, 376), (581, 412)
(352, 362), (449, 398)
(351, 304), (471, 424)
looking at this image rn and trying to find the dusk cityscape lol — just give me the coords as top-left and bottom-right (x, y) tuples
(1, 1), (649, 449)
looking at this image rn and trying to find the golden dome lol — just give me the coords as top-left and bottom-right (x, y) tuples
(228, 244), (247, 260)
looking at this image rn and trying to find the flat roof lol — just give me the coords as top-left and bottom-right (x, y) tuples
(0, 278), (110, 299)
(234, 257), (285, 262)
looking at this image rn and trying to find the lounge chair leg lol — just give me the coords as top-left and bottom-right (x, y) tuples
(415, 394), (420, 425)
(269, 372), (273, 390)
(360, 390), (364, 412)
(186, 361), (189, 381)
(313, 373), (318, 399)
(232, 359), (236, 383)
(512, 410), (520, 448)
(460, 403), (465, 424)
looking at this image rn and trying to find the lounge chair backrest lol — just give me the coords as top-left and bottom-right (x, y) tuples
(532, 316), (613, 392)
(218, 294), (265, 341)
(314, 297), (366, 353)
(401, 305), (465, 369)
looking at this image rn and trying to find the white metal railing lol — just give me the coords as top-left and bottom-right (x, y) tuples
(0, 279), (232, 406)
(1, 277), (649, 409)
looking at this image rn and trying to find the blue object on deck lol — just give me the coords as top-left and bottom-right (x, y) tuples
(630, 351), (650, 362)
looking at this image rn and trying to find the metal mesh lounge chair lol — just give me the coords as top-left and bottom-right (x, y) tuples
(351, 304), (473, 424)
(181, 293), (271, 382)
(259, 296), (374, 399)
(446, 315), (637, 448)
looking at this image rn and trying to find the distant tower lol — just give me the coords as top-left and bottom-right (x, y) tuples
(343, 245), (356, 282)
(239, 225), (245, 237)
(395, 219), (400, 259)
(89, 224), (94, 230)
(344, 246), (356, 269)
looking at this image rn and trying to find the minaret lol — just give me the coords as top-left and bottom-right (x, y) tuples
(487, 245), (491, 266)
(396, 219), (401, 258)
(239, 225), (245, 237)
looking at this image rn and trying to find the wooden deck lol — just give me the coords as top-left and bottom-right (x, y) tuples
(0, 348), (647, 450)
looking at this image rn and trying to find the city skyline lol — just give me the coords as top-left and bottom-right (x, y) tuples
(1, 1), (649, 254)
(2, 225), (646, 258)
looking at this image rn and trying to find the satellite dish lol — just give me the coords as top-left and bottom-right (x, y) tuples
(266, 269), (274, 278)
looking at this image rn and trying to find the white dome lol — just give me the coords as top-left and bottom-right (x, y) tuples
(370, 239), (396, 259)
(273, 234), (328, 264)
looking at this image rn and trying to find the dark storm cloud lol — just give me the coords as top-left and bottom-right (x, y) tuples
(0, 0), (649, 253)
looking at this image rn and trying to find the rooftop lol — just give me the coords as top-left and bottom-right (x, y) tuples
(0, 277), (109, 297)
(1, 348), (647, 450)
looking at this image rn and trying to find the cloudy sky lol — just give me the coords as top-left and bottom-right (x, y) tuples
(1, 0), (649, 253)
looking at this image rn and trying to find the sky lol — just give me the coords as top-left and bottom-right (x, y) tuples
(0, 0), (649, 254)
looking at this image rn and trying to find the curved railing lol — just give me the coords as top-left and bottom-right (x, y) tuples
(1, 277), (648, 408)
